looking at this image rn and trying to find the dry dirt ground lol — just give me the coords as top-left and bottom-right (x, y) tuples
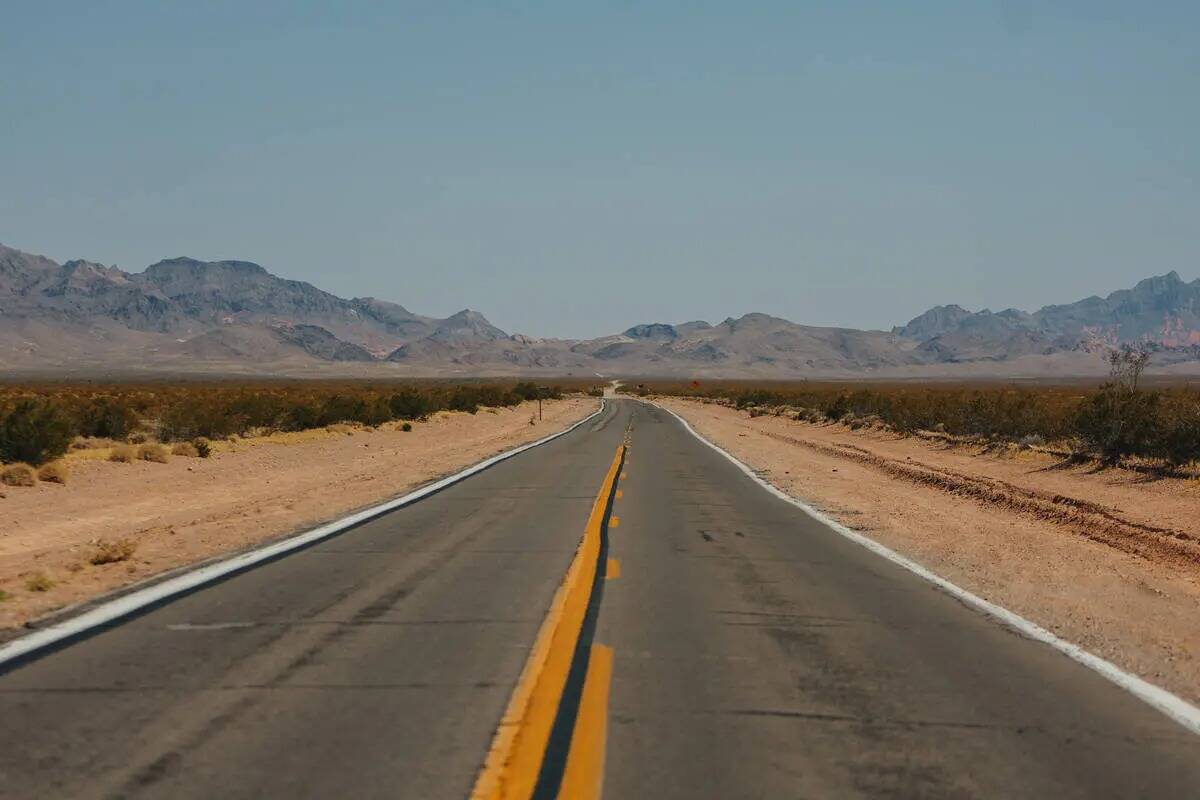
(0, 398), (597, 631)
(658, 397), (1200, 706)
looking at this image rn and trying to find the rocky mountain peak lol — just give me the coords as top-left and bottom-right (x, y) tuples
(624, 323), (678, 341)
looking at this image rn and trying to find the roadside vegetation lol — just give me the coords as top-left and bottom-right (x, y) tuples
(0, 379), (599, 482)
(629, 347), (1200, 471)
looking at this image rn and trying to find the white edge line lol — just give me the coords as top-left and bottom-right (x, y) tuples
(651, 400), (1200, 737)
(0, 400), (608, 668)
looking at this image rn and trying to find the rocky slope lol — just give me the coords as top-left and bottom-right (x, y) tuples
(2, 243), (1197, 377)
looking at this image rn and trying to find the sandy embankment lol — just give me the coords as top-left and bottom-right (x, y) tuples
(0, 398), (598, 630)
(658, 397), (1200, 705)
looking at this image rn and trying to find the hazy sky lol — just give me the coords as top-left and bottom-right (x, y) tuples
(2, 2), (1197, 337)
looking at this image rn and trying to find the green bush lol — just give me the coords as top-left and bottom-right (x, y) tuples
(389, 390), (433, 421)
(76, 397), (139, 439)
(0, 399), (74, 466)
(160, 399), (246, 441)
(1154, 398), (1200, 466)
(447, 387), (480, 414)
(1075, 384), (1161, 465)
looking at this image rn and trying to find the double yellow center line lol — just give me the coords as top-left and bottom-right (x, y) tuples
(471, 443), (625, 800)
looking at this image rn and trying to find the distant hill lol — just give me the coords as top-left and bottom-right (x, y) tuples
(892, 272), (1200, 364)
(2, 242), (1197, 377)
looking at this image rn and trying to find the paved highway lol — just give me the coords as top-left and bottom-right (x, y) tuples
(1, 400), (1198, 798)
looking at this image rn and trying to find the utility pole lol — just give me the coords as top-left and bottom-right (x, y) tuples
(537, 386), (550, 421)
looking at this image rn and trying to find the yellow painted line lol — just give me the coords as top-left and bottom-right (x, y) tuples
(471, 444), (625, 800)
(609, 516), (620, 528)
(558, 645), (614, 800)
(605, 558), (620, 580)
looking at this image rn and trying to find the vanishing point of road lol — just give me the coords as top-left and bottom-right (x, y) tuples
(1, 400), (1198, 798)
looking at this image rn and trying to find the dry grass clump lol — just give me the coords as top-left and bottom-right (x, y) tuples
(25, 572), (53, 592)
(88, 538), (137, 565)
(170, 442), (199, 457)
(109, 444), (138, 463)
(193, 437), (212, 457)
(36, 461), (69, 483)
(326, 423), (355, 435)
(0, 463), (37, 487)
(72, 436), (120, 451)
(137, 443), (170, 463)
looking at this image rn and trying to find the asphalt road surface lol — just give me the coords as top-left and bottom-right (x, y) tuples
(1, 399), (1198, 798)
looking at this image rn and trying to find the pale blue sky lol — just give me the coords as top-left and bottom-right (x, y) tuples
(2, 2), (1197, 337)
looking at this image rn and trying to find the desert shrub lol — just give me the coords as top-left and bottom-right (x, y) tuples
(1075, 384), (1160, 464)
(138, 443), (170, 463)
(1, 463), (37, 486)
(512, 381), (540, 401)
(824, 395), (852, 422)
(587, 387), (604, 397)
(76, 397), (139, 439)
(109, 444), (138, 463)
(447, 387), (480, 414)
(0, 399), (74, 466)
(282, 402), (319, 431)
(160, 398), (246, 441)
(26, 572), (53, 592)
(0, 379), (601, 463)
(88, 538), (137, 565)
(1154, 397), (1200, 466)
(401, 422), (413, 432)
(36, 461), (69, 483)
(171, 442), (199, 457)
(192, 437), (213, 458)
(317, 394), (389, 427)
(389, 389), (433, 420)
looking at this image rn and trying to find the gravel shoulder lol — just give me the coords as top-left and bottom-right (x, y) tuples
(0, 398), (598, 629)
(659, 397), (1200, 705)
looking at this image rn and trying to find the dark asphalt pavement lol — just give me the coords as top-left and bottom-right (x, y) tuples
(1, 399), (1198, 798)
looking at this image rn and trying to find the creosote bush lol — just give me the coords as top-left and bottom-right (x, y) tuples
(0, 399), (73, 466)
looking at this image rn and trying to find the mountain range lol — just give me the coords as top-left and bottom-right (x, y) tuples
(2, 242), (1198, 378)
